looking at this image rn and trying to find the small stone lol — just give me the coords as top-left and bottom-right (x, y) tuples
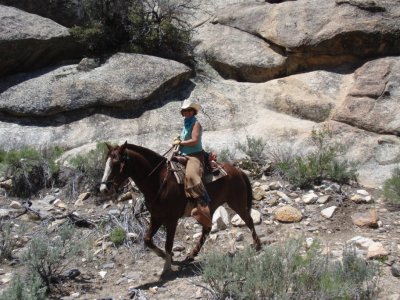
(274, 205), (303, 223)
(391, 263), (400, 277)
(348, 236), (375, 249)
(99, 271), (107, 278)
(321, 206), (337, 219)
(268, 181), (282, 190)
(317, 195), (331, 204)
(43, 195), (57, 204)
(357, 189), (370, 196)
(127, 232), (139, 242)
(102, 263), (115, 269)
(173, 245), (185, 251)
(302, 192), (318, 204)
(9, 201), (22, 209)
(367, 242), (389, 259)
(276, 191), (291, 202)
(351, 209), (379, 228)
(253, 187), (266, 201)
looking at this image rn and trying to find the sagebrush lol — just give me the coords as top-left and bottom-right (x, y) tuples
(0, 146), (63, 198)
(383, 166), (400, 206)
(273, 129), (358, 188)
(201, 239), (379, 300)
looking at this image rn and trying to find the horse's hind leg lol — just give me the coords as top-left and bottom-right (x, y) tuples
(237, 209), (262, 251)
(144, 218), (166, 258)
(186, 227), (210, 262)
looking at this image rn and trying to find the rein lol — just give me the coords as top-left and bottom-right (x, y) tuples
(146, 145), (176, 178)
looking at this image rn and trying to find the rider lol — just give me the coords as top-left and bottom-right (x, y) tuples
(173, 99), (212, 230)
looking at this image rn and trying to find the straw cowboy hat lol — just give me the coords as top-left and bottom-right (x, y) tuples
(181, 99), (201, 113)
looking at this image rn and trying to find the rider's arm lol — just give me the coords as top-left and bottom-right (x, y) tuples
(180, 122), (201, 147)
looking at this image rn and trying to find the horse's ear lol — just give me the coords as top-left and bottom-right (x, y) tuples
(119, 141), (128, 154)
(105, 143), (113, 151)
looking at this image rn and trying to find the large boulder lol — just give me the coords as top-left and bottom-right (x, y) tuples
(208, 0), (400, 81)
(194, 23), (287, 82)
(0, 0), (86, 27)
(332, 57), (400, 135)
(0, 53), (192, 116)
(0, 5), (80, 77)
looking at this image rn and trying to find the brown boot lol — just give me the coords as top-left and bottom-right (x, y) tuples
(191, 200), (212, 231)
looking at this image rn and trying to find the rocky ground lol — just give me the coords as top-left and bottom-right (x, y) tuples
(0, 174), (400, 300)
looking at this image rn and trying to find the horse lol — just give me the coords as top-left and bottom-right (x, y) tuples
(99, 141), (261, 274)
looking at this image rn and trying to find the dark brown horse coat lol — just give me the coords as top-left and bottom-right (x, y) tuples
(100, 142), (261, 273)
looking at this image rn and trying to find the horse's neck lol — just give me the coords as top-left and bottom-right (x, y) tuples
(126, 146), (165, 192)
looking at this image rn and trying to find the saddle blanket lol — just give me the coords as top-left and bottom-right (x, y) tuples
(170, 161), (227, 185)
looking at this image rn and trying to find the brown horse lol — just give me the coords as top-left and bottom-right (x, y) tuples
(100, 141), (261, 274)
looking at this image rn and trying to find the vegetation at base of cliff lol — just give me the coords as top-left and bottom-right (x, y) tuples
(383, 166), (400, 206)
(201, 239), (379, 300)
(273, 128), (358, 188)
(67, 142), (109, 198)
(0, 146), (63, 198)
(70, 0), (194, 63)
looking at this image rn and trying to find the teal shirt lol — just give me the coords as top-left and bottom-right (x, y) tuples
(180, 116), (203, 155)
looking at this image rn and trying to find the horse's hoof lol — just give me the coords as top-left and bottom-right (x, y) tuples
(183, 256), (195, 264)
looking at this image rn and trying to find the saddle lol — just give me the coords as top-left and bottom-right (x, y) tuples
(169, 155), (227, 185)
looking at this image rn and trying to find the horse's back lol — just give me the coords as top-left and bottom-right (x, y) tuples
(207, 162), (252, 212)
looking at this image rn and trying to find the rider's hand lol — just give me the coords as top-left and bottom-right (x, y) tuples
(172, 136), (181, 146)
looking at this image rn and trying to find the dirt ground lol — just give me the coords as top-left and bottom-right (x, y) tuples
(0, 180), (399, 300)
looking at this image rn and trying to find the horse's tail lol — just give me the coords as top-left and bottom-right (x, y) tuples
(241, 171), (253, 213)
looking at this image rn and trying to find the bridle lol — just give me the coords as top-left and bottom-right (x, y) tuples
(102, 145), (177, 195)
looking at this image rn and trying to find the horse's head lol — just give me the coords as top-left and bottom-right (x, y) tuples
(99, 141), (129, 194)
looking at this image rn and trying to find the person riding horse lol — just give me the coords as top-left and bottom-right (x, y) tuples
(172, 99), (212, 230)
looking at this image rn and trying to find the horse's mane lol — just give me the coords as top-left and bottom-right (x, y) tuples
(125, 143), (165, 163)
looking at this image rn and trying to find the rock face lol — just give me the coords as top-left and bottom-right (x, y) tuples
(194, 24), (287, 82)
(0, 0), (86, 27)
(211, 0), (400, 81)
(0, 0), (400, 187)
(0, 5), (80, 77)
(333, 57), (400, 135)
(0, 53), (192, 116)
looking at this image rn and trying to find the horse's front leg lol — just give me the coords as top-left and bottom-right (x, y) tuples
(186, 227), (211, 262)
(144, 218), (166, 258)
(161, 220), (178, 275)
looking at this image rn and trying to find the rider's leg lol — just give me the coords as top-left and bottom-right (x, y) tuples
(191, 199), (212, 230)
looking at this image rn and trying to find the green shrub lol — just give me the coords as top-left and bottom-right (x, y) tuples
(383, 167), (400, 206)
(0, 146), (63, 198)
(110, 227), (126, 247)
(274, 129), (358, 188)
(72, 0), (193, 61)
(236, 136), (266, 162)
(0, 274), (46, 300)
(235, 136), (267, 177)
(0, 220), (17, 261)
(67, 142), (108, 196)
(201, 239), (379, 300)
(22, 223), (82, 290)
(218, 148), (236, 164)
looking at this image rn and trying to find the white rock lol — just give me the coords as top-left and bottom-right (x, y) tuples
(231, 209), (261, 226)
(276, 191), (291, 202)
(211, 206), (230, 232)
(317, 195), (331, 204)
(99, 271), (107, 278)
(357, 189), (370, 196)
(302, 192), (318, 204)
(348, 236), (375, 250)
(321, 206), (337, 219)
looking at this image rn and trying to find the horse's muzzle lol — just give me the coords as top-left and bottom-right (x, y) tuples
(100, 181), (114, 194)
